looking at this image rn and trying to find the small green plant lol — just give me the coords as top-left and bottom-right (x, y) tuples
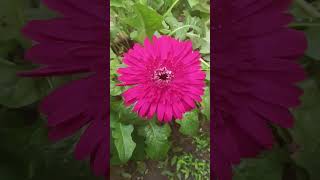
(171, 153), (210, 180)
(193, 133), (210, 152)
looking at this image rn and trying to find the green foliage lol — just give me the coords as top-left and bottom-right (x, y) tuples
(111, 120), (136, 163)
(3, 0), (320, 179)
(193, 133), (210, 152)
(0, 58), (50, 108)
(292, 79), (320, 179)
(0, 0), (102, 179)
(126, 3), (163, 42)
(0, 0), (26, 42)
(234, 148), (289, 180)
(233, 1), (320, 180)
(110, 1), (210, 178)
(176, 110), (199, 136)
(305, 27), (320, 60)
(201, 87), (210, 120)
(140, 121), (171, 160)
(171, 153), (210, 180)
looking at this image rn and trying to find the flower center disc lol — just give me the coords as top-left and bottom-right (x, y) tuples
(153, 67), (174, 84)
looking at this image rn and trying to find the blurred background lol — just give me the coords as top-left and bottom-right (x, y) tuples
(0, 0), (320, 180)
(234, 1), (320, 180)
(0, 0), (101, 179)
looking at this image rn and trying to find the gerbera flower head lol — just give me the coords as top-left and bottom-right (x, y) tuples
(118, 36), (206, 122)
(212, 0), (307, 179)
(19, 0), (108, 176)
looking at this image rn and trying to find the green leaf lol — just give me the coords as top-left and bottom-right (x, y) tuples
(0, 0), (27, 42)
(164, 15), (186, 40)
(131, 129), (146, 161)
(292, 79), (320, 179)
(110, 56), (124, 77)
(187, 0), (198, 8)
(200, 29), (210, 54)
(0, 58), (50, 108)
(201, 87), (210, 120)
(126, 3), (163, 42)
(110, 133), (122, 165)
(0, 108), (37, 128)
(190, 0), (210, 14)
(148, 0), (164, 11)
(111, 0), (126, 8)
(176, 110), (199, 136)
(111, 100), (148, 126)
(24, 5), (57, 21)
(141, 121), (171, 160)
(305, 27), (320, 60)
(0, 164), (21, 180)
(110, 80), (124, 96)
(110, 113), (123, 165)
(111, 121), (136, 163)
(234, 148), (289, 180)
(0, 39), (19, 57)
(290, 1), (311, 19)
(164, 14), (206, 45)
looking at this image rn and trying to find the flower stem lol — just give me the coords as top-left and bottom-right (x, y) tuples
(47, 78), (54, 89)
(163, 0), (180, 17)
(200, 58), (210, 68)
(288, 22), (320, 28)
(169, 25), (193, 36)
(296, 0), (320, 18)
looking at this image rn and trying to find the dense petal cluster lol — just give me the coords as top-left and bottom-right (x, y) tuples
(118, 36), (206, 122)
(21, 0), (108, 176)
(213, 0), (306, 179)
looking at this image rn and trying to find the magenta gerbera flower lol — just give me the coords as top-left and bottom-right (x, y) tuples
(213, 0), (306, 179)
(20, 0), (108, 176)
(118, 36), (206, 122)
